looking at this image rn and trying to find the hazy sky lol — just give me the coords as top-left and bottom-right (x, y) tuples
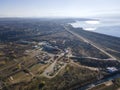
(0, 0), (120, 18)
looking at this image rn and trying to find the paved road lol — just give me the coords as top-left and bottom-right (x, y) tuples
(63, 26), (117, 60)
(77, 72), (120, 90)
(71, 56), (116, 61)
(71, 60), (98, 71)
(42, 53), (65, 78)
(42, 59), (57, 78)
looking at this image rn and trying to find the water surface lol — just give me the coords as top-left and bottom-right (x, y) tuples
(70, 18), (120, 38)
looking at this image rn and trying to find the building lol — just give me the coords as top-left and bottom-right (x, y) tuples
(106, 67), (118, 73)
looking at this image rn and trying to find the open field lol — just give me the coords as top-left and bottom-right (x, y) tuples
(0, 19), (120, 90)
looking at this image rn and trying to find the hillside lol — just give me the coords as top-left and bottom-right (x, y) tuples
(67, 25), (120, 60)
(0, 19), (120, 90)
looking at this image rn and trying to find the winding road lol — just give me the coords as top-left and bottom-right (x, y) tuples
(42, 53), (66, 78)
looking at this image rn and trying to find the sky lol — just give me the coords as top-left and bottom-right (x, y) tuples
(0, 0), (120, 18)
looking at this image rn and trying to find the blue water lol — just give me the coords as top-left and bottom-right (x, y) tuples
(70, 18), (120, 38)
